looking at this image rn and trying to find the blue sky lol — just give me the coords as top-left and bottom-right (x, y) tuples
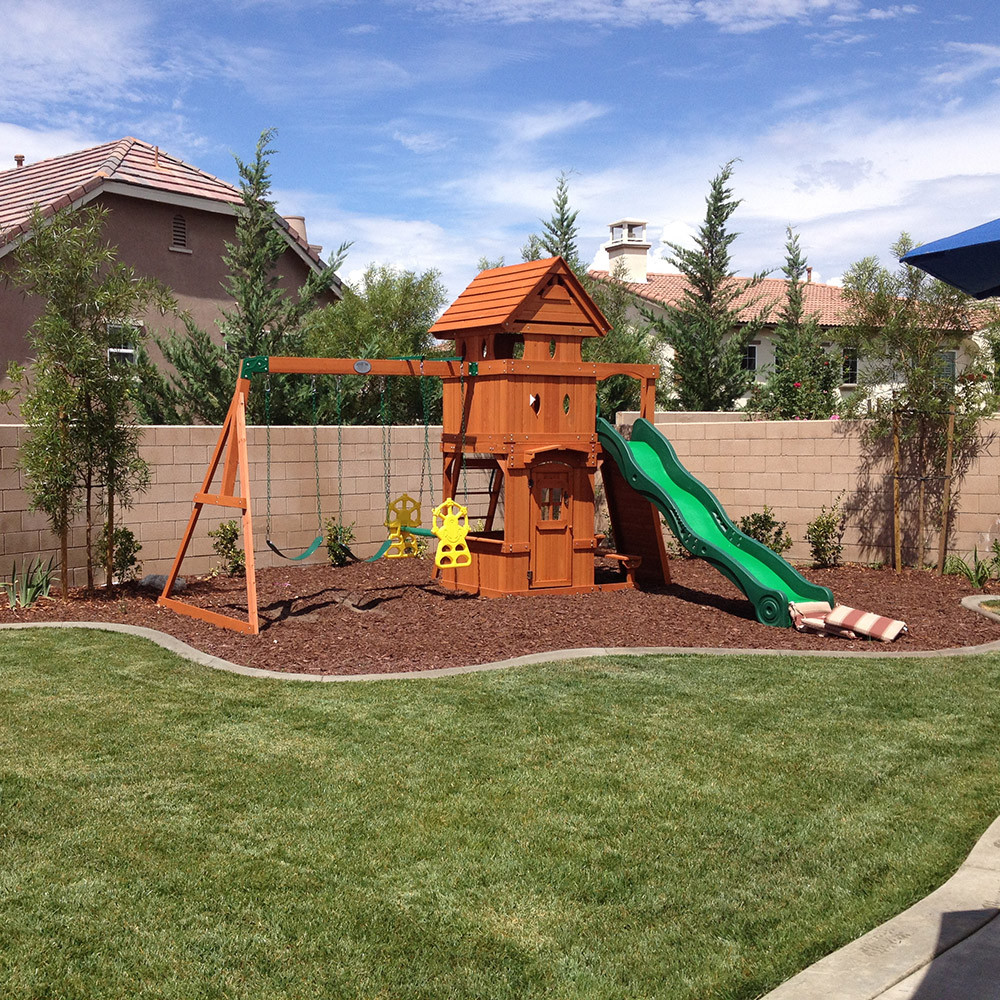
(3, 0), (1000, 302)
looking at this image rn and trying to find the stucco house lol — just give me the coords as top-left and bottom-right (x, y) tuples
(0, 138), (341, 412)
(589, 219), (978, 407)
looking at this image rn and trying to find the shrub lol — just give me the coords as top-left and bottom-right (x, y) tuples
(208, 520), (245, 577)
(2, 556), (57, 608)
(324, 517), (356, 567)
(806, 492), (847, 568)
(737, 505), (793, 555)
(944, 548), (995, 588)
(98, 524), (143, 583)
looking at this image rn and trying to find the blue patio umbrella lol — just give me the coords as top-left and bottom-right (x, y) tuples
(900, 217), (1000, 299)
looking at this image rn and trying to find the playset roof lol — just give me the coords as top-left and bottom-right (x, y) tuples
(431, 256), (610, 339)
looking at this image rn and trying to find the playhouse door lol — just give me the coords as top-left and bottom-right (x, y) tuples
(530, 465), (572, 589)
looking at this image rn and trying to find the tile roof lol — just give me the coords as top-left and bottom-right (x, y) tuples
(0, 138), (327, 272)
(432, 256), (609, 337)
(588, 270), (851, 327)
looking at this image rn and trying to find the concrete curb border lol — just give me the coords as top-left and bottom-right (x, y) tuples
(762, 815), (1000, 999)
(1, 602), (1000, 682)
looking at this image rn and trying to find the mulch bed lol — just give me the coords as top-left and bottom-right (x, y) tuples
(1, 557), (998, 676)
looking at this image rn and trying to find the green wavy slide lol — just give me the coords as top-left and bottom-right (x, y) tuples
(597, 417), (834, 628)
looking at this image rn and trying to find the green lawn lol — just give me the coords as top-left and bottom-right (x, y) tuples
(1, 630), (999, 1000)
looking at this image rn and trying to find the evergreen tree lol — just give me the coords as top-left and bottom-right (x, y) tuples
(641, 161), (767, 411)
(8, 204), (173, 593)
(135, 129), (348, 425)
(750, 227), (839, 419)
(521, 172), (581, 270)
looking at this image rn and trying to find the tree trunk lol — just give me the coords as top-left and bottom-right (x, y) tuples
(85, 472), (94, 596)
(106, 474), (115, 588)
(59, 517), (69, 601)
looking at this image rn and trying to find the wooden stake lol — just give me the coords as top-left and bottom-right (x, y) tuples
(937, 402), (956, 574)
(893, 408), (902, 572)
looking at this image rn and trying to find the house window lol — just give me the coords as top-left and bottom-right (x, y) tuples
(741, 343), (758, 373)
(842, 348), (859, 385)
(170, 213), (191, 252)
(936, 350), (957, 382)
(108, 324), (140, 367)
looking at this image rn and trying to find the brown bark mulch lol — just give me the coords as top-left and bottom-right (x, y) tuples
(1, 557), (997, 676)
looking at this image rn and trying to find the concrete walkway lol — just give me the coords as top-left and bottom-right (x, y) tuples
(3, 612), (1000, 996)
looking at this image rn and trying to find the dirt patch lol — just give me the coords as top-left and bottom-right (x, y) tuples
(2, 557), (997, 676)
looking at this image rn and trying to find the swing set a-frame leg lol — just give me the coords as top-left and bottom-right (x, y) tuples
(158, 377), (260, 635)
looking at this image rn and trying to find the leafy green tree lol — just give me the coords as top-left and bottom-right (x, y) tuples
(303, 263), (448, 424)
(135, 128), (348, 425)
(641, 161), (767, 411)
(840, 233), (997, 565)
(750, 227), (839, 419)
(584, 258), (657, 417)
(8, 204), (173, 593)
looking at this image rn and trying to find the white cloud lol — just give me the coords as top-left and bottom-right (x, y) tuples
(392, 129), (452, 154)
(3, 0), (158, 115)
(502, 102), (609, 144)
(0, 122), (100, 172)
(415, 0), (695, 27)
(928, 43), (1000, 87)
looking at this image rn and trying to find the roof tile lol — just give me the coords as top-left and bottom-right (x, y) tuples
(588, 269), (850, 327)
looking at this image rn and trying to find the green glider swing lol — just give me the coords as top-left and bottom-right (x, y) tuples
(263, 374), (325, 561)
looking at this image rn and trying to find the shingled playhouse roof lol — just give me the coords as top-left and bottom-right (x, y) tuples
(431, 256), (610, 339)
(0, 138), (330, 276)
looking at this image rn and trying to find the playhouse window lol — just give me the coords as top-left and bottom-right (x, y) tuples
(540, 487), (565, 521)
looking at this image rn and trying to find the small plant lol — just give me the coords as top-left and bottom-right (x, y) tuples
(324, 517), (356, 567)
(208, 520), (245, 577)
(806, 492), (847, 568)
(737, 505), (793, 555)
(98, 524), (143, 583)
(2, 556), (57, 609)
(944, 548), (995, 588)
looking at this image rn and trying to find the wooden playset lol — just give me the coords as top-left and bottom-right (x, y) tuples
(158, 257), (671, 634)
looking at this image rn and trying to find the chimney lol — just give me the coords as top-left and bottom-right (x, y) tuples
(606, 218), (651, 283)
(284, 215), (308, 243)
(14, 154), (24, 168)
(806, 266), (813, 283)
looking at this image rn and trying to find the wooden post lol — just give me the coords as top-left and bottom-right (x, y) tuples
(893, 408), (902, 572)
(937, 402), (956, 574)
(158, 376), (259, 635)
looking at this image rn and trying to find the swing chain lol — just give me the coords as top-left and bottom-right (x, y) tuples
(335, 375), (344, 521)
(381, 376), (392, 517)
(418, 357), (434, 506)
(310, 375), (323, 535)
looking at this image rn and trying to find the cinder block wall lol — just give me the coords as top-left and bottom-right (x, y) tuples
(0, 424), (491, 586)
(637, 415), (1000, 566)
(2, 417), (998, 585)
